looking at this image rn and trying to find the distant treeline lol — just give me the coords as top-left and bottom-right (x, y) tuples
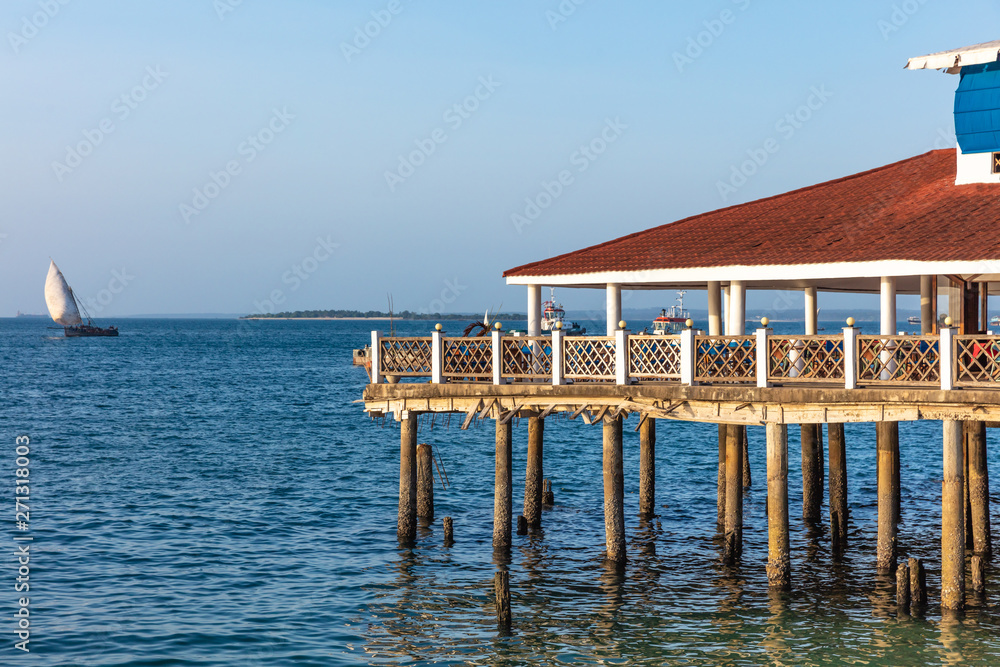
(241, 310), (526, 320)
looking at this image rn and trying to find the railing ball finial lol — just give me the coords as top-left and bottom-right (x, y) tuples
(435, 323), (442, 331)
(760, 317), (769, 327)
(495, 321), (503, 330)
(554, 321), (562, 330)
(685, 318), (694, 328)
(846, 317), (855, 327)
(944, 316), (953, 327)
(619, 320), (627, 330)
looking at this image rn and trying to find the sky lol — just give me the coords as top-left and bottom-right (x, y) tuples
(2, 0), (997, 319)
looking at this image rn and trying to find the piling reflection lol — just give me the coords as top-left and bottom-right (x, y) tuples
(938, 609), (965, 666)
(592, 559), (626, 661)
(761, 589), (793, 666)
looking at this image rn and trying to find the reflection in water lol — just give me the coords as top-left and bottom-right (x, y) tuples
(939, 609), (965, 666)
(761, 589), (793, 666)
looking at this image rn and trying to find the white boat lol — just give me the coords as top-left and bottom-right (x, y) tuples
(45, 260), (118, 337)
(652, 291), (691, 334)
(907, 315), (920, 325)
(541, 288), (585, 334)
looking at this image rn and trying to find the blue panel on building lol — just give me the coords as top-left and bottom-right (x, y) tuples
(955, 61), (1000, 154)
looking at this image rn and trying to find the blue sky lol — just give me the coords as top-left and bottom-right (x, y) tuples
(2, 0), (996, 318)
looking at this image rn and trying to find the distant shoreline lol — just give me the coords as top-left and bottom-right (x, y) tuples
(242, 316), (396, 321)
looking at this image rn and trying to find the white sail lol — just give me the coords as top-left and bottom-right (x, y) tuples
(44, 260), (82, 326)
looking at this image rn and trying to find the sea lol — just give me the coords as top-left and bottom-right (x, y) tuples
(3, 317), (1000, 666)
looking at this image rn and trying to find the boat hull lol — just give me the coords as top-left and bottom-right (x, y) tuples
(64, 325), (118, 337)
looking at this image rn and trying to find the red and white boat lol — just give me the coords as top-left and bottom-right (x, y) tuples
(541, 288), (586, 334)
(652, 291), (690, 334)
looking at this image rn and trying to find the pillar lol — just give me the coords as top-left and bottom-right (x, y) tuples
(603, 416), (625, 563)
(828, 423), (848, 547)
(710, 284), (725, 526)
(494, 418), (513, 550)
(968, 421), (992, 558)
(729, 281), (745, 335)
(416, 443), (434, 520)
(639, 417), (656, 518)
(804, 286), (818, 336)
(876, 421), (899, 573)
(527, 285), (542, 337)
(708, 281), (722, 337)
(880, 276), (897, 335)
(766, 423), (790, 589)
(723, 424), (744, 565)
(920, 275), (934, 335)
(524, 416), (544, 528)
(397, 412), (418, 544)
(801, 424), (822, 523)
(942, 420), (965, 610)
(717, 424), (727, 527)
(606, 283), (621, 336)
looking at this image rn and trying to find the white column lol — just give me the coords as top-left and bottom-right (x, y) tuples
(371, 330), (382, 385)
(615, 328), (629, 385)
(756, 324), (771, 388)
(527, 285), (542, 337)
(804, 287), (818, 336)
(492, 328), (504, 385)
(880, 277), (897, 381)
(843, 323), (859, 390)
(606, 283), (621, 337)
(940, 326), (955, 391)
(723, 285), (731, 335)
(680, 327), (696, 385)
(708, 281), (722, 336)
(432, 327), (445, 384)
(551, 329), (564, 386)
(729, 280), (746, 335)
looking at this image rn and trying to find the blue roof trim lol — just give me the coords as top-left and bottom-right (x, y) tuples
(956, 61), (1000, 154)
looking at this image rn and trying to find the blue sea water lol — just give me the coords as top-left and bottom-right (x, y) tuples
(3, 317), (1000, 666)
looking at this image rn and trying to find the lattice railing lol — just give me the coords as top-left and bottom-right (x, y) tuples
(379, 337), (433, 376)
(768, 336), (845, 382)
(563, 336), (615, 381)
(500, 337), (553, 380)
(858, 335), (940, 385)
(695, 336), (756, 382)
(442, 337), (493, 381)
(955, 336), (1000, 386)
(628, 335), (681, 380)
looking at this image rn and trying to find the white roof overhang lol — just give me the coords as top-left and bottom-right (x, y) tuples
(906, 40), (1000, 74)
(505, 260), (1000, 294)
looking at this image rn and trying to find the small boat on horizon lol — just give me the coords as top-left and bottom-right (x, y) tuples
(541, 288), (586, 334)
(651, 290), (690, 334)
(45, 260), (119, 337)
(908, 315), (920, 325)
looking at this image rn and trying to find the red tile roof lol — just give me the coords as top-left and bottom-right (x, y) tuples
(504, 150), (1000, 278)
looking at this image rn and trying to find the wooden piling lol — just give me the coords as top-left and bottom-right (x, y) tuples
(443, 516), (454, 543)
(542, 479), (554, 506)
(965, 424), (973, 550)
(494, 418), (513, 551)
(766, 423), (790, 589)
(801, 424), (822, 522)
(742, 427), (751, 488)
(723, 424), (744, 565)
(828, 423), (848, 548)
(639, 417), (656, 517)
(896, 561), (910, 609)
(524, 416), (544, 528)
(517, 515), (528, 535)
(397, 412), (418, 544)
(416, 443), (434, 520)
(876, 421), (899, 573)
(972, 555), (986, 595)
(942, 420), (966, 610)
(968, 421), (992, 558)
(909, 557), (927, 608)
(603, 416), (626, 563)
(717, 424), (727, 527)
(494, 571), (511, 631)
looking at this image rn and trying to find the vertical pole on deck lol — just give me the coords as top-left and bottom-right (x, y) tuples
(527, 285), (542, 337)
(828, 423), (848, 548)
(639, 417), (656, 518)
(416, 443), (434, 520)
(723, 423), (744, 565)
(603, 416), (626, 563)
(524, 415), (544, 528)
(920, 275), (934, 335)
(766, 423), (790, 589)
(494, 417), (513, 551)
(606, 284), (622, 337)
(968, 420), (992, 558)
(398, 412), (418, 544)
(942, 420), (966, 610)
(876, 421), (899, 573)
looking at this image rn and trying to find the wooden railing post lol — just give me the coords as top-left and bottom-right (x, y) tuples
(432, 326), (445, 384)
(940, 326), (955, 390)
(371, 330), (382, 385)
(615, 327), (629, 385)
(551, 329), (564, 386)
(843, 322), (858, 390)
(756, 323), (771, 388)
(681, 328), (696, 386)
(492, 328), (505, 386)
